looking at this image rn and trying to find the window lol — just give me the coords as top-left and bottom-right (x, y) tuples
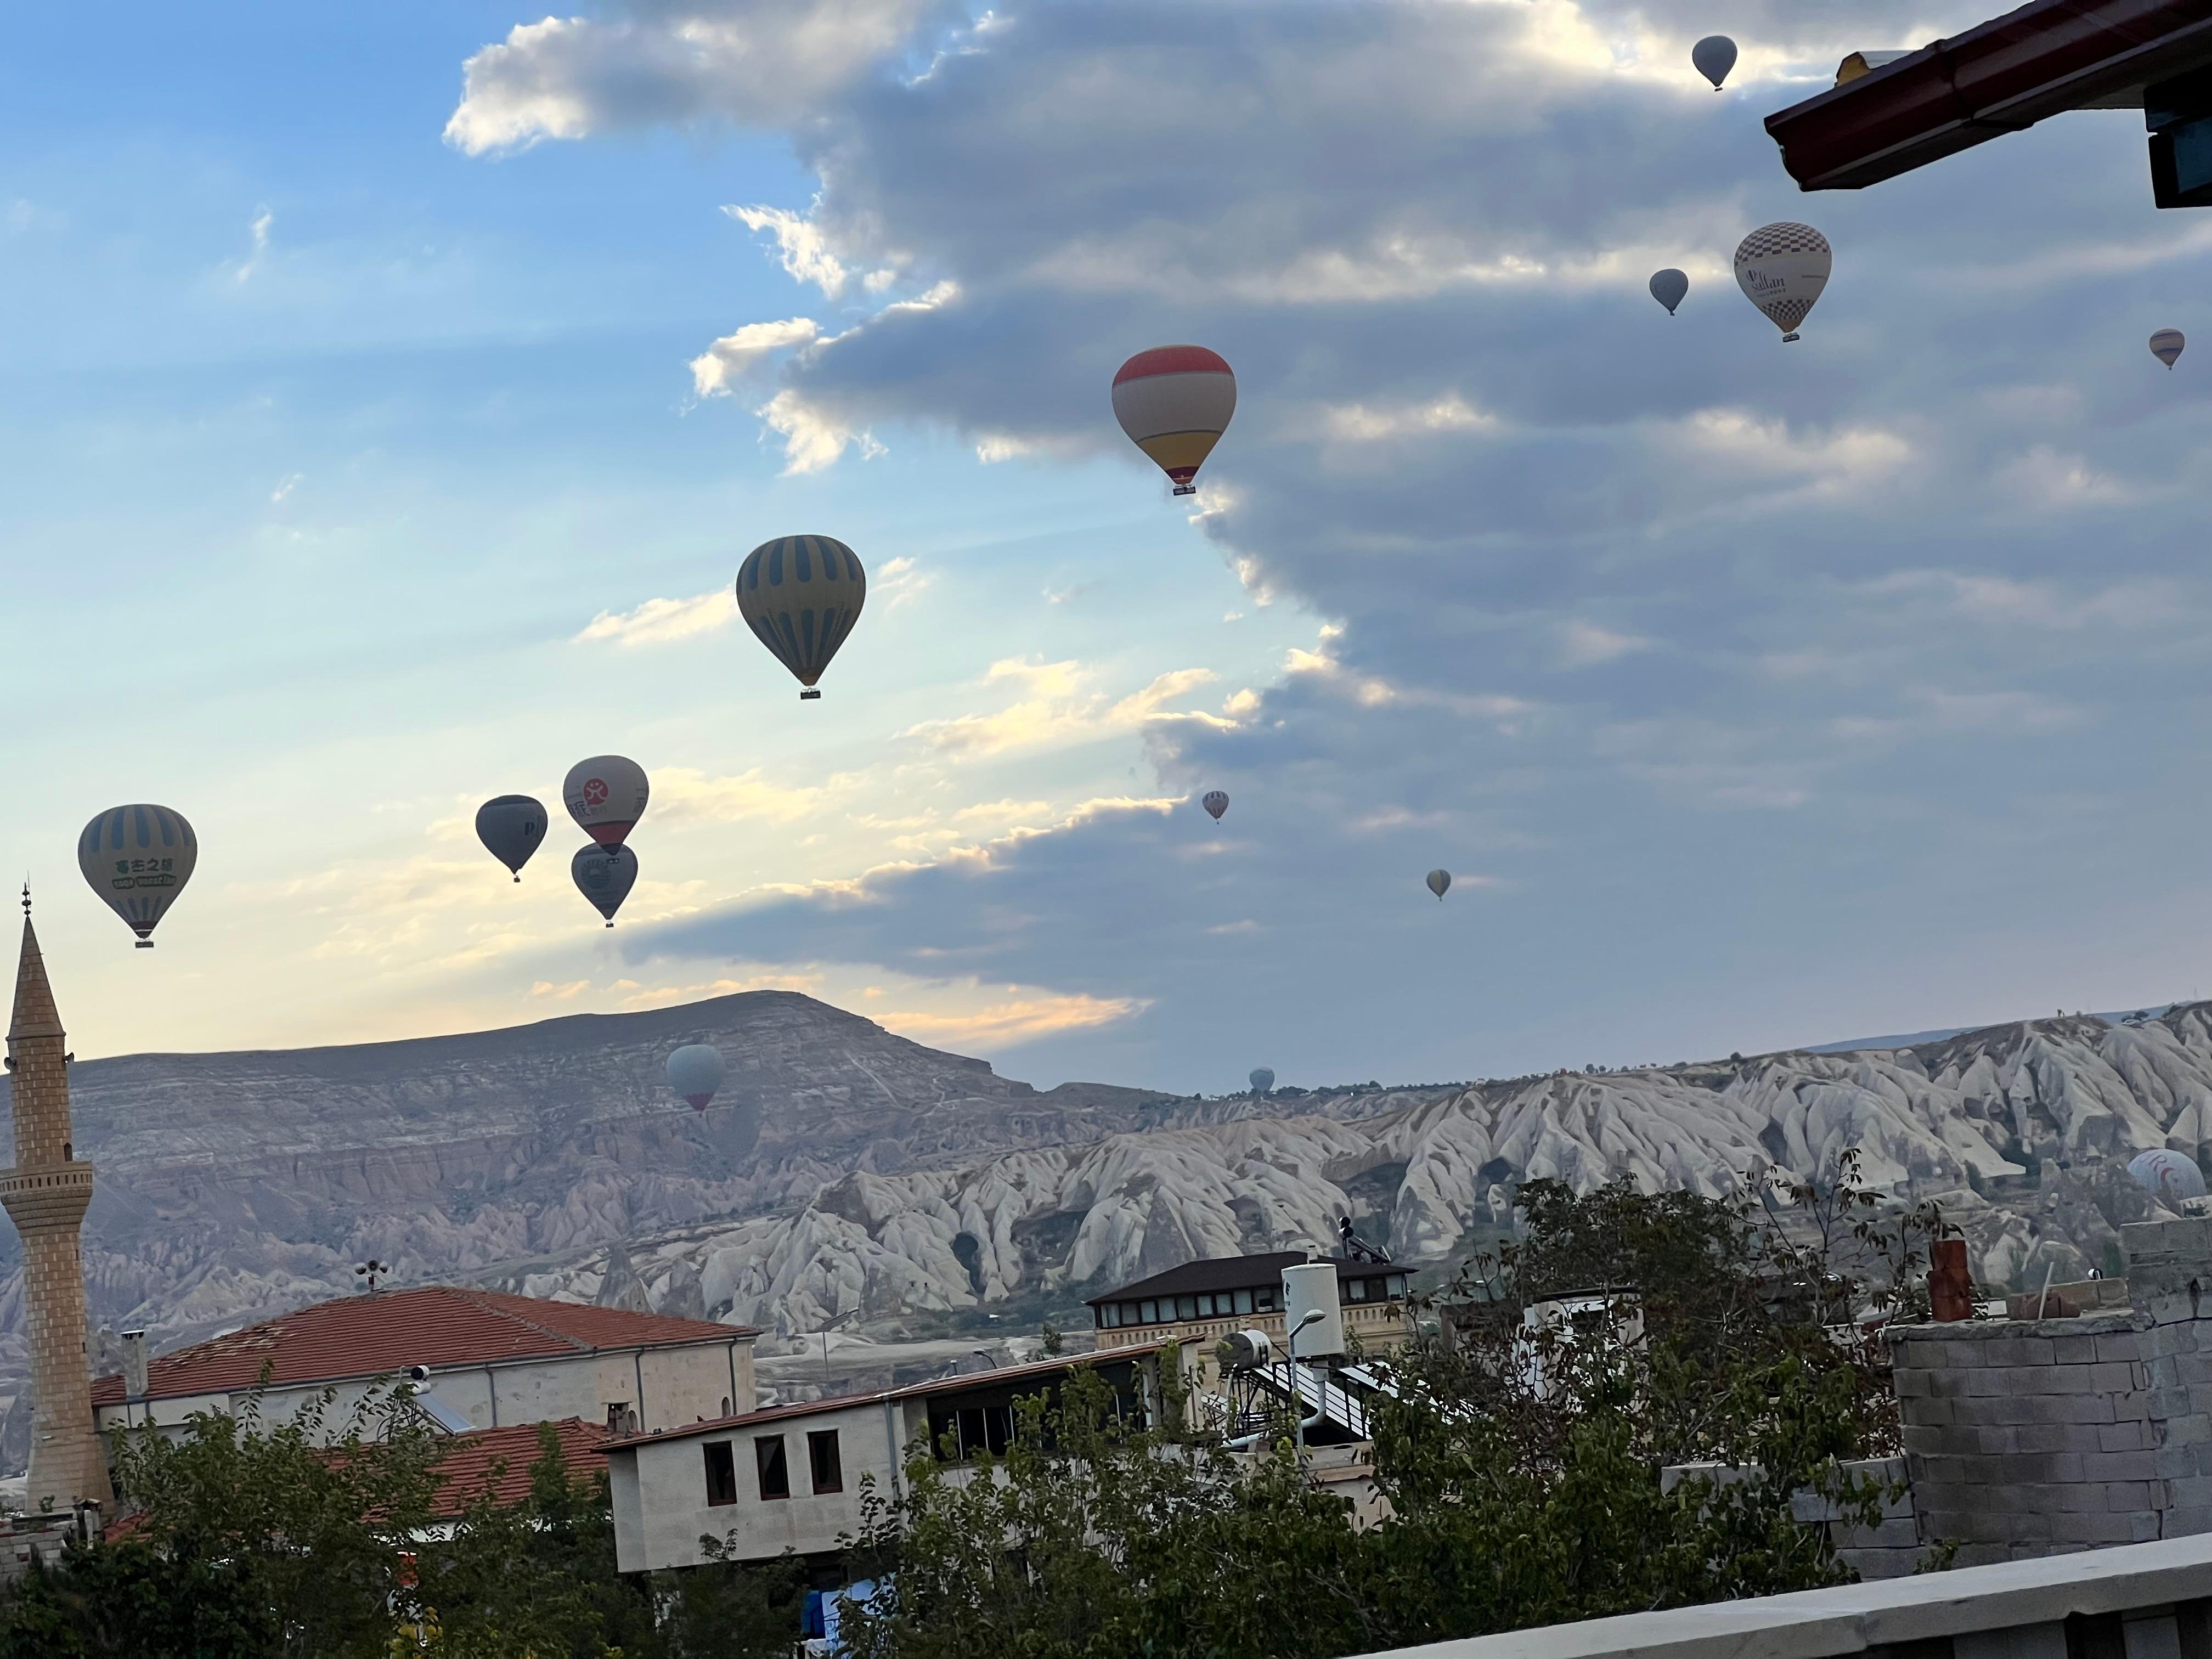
(721, 1396), (732, 1417)
(808, 1430), (843, 1493)
(1255, 1286), (1276, 1312)
(1346, 1278), (1368, 1302)
(1195, 1294), (1216, 1318)
(1175, 1295), (1198, 1321)
(1232, 1289), (1254, 1316)
(1098, 1304), (1116, 1329)
(1139, 1300), (1158, 1324)
(703, 1442), (738, 1506)
(755, 1435), (790, 1500)
(1386, 1274), (1407, 1298)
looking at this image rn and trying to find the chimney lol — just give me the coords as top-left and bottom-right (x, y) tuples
(121, 1330), (148, 1401)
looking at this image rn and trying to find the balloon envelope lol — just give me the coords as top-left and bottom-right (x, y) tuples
(1649, 268), (1689, 315)
(572, 843), (638, 926)
(1249, 1068), (1275, 1094)
(2129, 1148), (2207, 1204)
(1692, 35), (1737, 88)
(78, 805), (197, 947)
(1426, 869), (1451, 900)
(563, 757), (649, 849)
(1113, 346), (1236, 495)
(1734, 223), (1831, 341)
(476, 795), (548, 881)
(735, 535), (867, 699)
(2152, 329), (2186, 369)
(668, 1044), (727, 1111)
(1202, 791), (1229, 821)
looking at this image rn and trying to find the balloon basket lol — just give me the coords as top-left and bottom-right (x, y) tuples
(1171, 484), (1197, 496)
(800, 689), (822, 700)
(1782, 332), (1800, 342)
(134, 940), (153, 949)
(605, 921), (614, 929)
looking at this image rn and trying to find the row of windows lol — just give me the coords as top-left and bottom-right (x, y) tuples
(1093, 1274), (1410, 1330)
(704, 1427), (843, 1506)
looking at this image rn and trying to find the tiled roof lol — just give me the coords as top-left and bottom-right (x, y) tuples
(92, 1286), (755, 1406)
(1086, 1252), (1395, 1305)
(604, 1342), (1165, 1451)
(429, 1418), (611, 1518)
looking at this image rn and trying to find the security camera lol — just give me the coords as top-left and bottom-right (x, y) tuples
(404, 1364), (430, 1384)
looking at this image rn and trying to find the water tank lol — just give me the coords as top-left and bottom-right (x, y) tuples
(1280, 1261), (1345, 1359)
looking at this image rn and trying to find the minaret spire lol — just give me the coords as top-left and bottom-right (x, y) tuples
(1, 900), (112, 1514)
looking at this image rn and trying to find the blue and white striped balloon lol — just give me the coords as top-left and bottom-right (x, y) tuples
(735, 535), (866, 701)
(78, 805), (198, 947)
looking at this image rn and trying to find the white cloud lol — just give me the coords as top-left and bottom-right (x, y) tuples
(902, 659), (1221, 758)
(688, 316), (819, 398)
(1321, 394), (1499, 443)
(572, 588), (738, 647)
(724, 203), (850, 297)
(444, 0), (950, 155)
(757, 386), (879, 473)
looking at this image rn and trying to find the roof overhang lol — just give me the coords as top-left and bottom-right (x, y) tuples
(1765, 0), (2212, 191)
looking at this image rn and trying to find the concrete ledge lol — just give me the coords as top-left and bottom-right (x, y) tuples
(1338, 1531), (2212, 1659)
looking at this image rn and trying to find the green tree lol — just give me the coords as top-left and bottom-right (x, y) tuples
(104, 1386), (444, 1658)
(839, 1175), (1922, 1659)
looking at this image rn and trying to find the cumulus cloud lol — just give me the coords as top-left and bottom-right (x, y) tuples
(444, 0), (956, 155)
(688, 317), (819, 398)
(455, 0), (2212, 1085)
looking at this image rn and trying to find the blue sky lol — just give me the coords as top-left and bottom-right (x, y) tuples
(7, 0), (2212, 1094)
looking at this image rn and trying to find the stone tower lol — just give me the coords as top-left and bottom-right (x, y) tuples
(1, 893), (112, 1512)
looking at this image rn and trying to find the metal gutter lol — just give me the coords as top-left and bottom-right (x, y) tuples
(1765, 0), (2212, 190)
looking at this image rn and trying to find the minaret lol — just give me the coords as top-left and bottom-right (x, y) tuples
(1, 889), (112, 1512)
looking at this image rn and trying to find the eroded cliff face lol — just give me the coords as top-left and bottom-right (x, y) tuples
(7, 992), (2210, 1462)
(499, 1007), (2212, 1339)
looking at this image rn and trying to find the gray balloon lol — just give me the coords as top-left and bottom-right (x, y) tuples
(476, 795), (548, 882)
(1692, 35), (1737, 89)
(572, 843), (637, 927)
(1426, 868), (1452, 900)
(1250, 1068), (1275, 1095)
(1649, 268), (1689, 315)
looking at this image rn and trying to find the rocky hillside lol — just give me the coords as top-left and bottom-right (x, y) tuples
(7, 991), (2212, 1453)
(500, 1005), (2212, 1340)
(0, 991), (1159, 1404)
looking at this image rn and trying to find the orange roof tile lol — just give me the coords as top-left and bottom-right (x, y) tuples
(92, 1285), (754, 1406)
(428, 1418), (611, 1517)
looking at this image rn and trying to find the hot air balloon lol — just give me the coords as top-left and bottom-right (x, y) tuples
(1734, 223), (1831, 342)
(563, 757), (648, 851)
(572, 844), (637, 927)
(668, 1044), (727, 1111)
(1113, 346), (1236, 496)
(1650, 269), (1689, 315)
(476, 795), (547, 882)
(1692, 35), (1737, 89)
(1249, 1068), (1275, 1095)
(2129, 1148), (2207, 1205)
(1426, 869), (1451, 900)
(2152, 329), (2186, 369)
(735, 535), (867, 701)
(1202, 791), (1229, 822)
(77, 805), (197, 948)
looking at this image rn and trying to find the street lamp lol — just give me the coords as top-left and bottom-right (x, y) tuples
(1281, 1308), (1324, 1463)
(820, 1308), (860, 1387)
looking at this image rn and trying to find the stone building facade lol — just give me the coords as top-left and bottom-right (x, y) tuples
(0, 901), (112, 1514)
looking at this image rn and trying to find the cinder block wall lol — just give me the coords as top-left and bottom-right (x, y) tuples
(1790, 1455), (1922, 1580)
(1889, 1216), (2212, 1565)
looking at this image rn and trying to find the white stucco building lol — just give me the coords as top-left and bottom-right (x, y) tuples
(92, 1284), (758, 1442)
(603, 1345), (1164, 1573)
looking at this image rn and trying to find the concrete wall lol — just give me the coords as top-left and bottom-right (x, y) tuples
(1891, 1217), (2212, 1565)
(95, 1338), (754, 1443)
(1329, 1531), (2212, 1659)
(611, 1397), (907, 1573)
